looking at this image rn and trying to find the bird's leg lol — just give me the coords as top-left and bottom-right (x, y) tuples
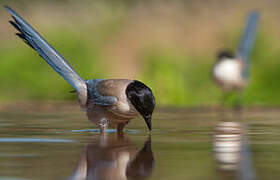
(221, 92), (230, 107)
(233, 92), (244, 121)
(219, 92), (229, 121)
(117, 122), (128, 135)
(99, 118), (109, 134)
(234, 91), (243, 111)
(116, 129), (124, 139)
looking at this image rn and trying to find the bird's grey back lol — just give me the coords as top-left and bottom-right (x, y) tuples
(86, 79), (133, 107)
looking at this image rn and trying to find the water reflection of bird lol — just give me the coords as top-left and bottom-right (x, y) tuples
(4, 6), (155, 133)
(68, 134), (154, 180)
(212, 11), (259, 104)
(213, 122), (243, 172)
(213, 122), (255, 180)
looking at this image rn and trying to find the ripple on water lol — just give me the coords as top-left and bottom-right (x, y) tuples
(0, 138), (75, 143)
(70, 128), (141, 133)
(0, 178), (29, 180)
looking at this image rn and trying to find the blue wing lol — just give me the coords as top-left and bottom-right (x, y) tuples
(86, 79), (117, 106)
(4, 6), (88, 106)
(237, 11), (259, 78)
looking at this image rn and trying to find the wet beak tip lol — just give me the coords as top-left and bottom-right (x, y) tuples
(144, 116), (152, 131)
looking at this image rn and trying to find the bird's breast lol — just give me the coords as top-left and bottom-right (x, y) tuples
(108, 100), (138, 119)
(214, 59), (241, 82)
(213, 59), (246, 90)
(97, 79), (139, 118)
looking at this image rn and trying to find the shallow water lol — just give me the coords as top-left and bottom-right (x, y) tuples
(0, 107), (280, 180)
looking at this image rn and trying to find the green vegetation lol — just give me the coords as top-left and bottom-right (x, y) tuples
(2, 25), (280, 106)
(1, 1), (280, 106)
(141, 49), (219, 106)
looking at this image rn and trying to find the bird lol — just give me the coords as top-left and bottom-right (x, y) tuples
(68, 134), (154, 180)
(212, 11), (259, 104)
(4, 6), (156, 133)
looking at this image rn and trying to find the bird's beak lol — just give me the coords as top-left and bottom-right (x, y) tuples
(144, 115), (152, 131)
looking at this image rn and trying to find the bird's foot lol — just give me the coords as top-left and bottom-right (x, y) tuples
(99, 118), (109, 133)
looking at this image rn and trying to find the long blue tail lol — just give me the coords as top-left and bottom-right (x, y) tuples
(237, 11), (259, 78)
(4, 6), (88, 106)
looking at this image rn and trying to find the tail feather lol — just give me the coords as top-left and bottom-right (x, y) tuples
(4, 5), (88, 106)
(237, 11), (259, 78)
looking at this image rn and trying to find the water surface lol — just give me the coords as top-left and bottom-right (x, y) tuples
(0, 107), (280, 179)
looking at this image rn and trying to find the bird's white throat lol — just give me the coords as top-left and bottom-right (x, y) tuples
(213, 58), (242, 83)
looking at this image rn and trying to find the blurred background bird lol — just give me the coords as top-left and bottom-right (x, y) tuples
(212, 11), (259, 107)
(4, 6), (156, 133)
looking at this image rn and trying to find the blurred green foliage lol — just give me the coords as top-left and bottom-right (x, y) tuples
(1, 1), (280, 106)
(141, 49), (219, 106)
(2, 22), (280, 106)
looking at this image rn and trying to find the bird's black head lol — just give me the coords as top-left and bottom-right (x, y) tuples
(217, 49), (234, 61)
(126, 80), (155, 131)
